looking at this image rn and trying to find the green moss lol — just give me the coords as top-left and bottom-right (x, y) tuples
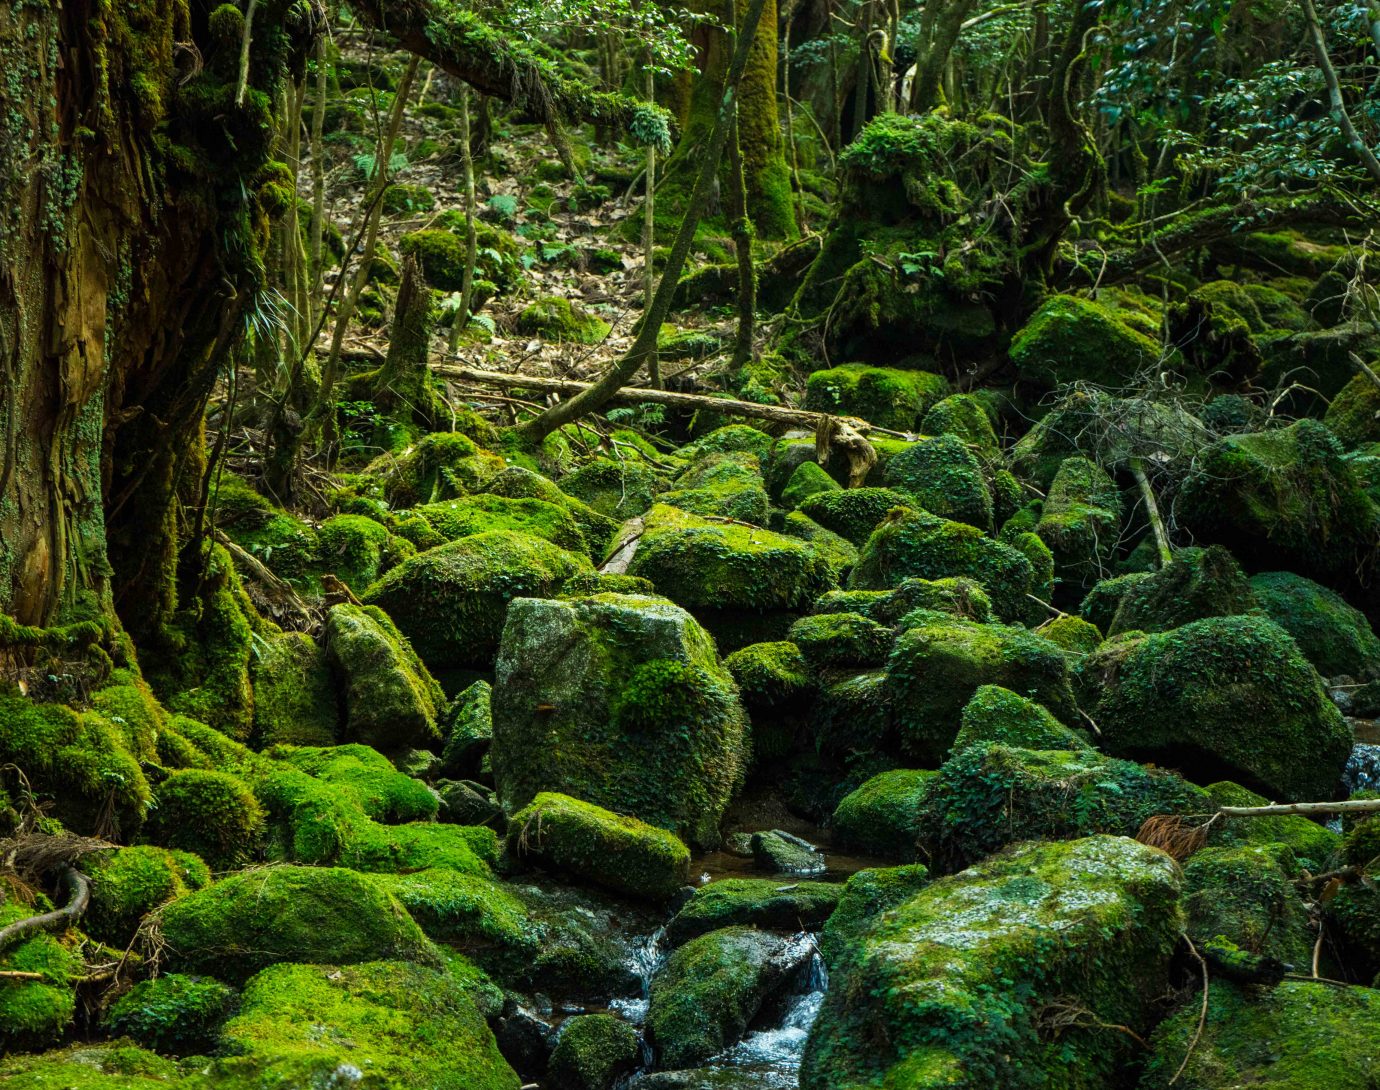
(1034, 456), (1121, 583)
(249, 631), (338, 748)
(0, 1042), (186, 1086)
(780, 512), (860, 584)
(851, 507), (1036, 623)
(1324, 371), (1380, 447)
(0, 896), (82, 1050)
(723, 641), (813, 711)
(546, 1013), (639, 1090)
(884, 434), (994, 531)
(815, 576), (995, 625)
(921, 394), (1001, 460)
(804, 364), (949, 431)
(105, 974), (236, 1055)
(371, 867), (535, 957)
(84, 845), (211, 947)
(90, 670), (166, 764)
(213, 477), (320, 590)
(415, 494), (589, 556)
(440, 680), (492, 778)
(780, 460), (841, 509)
(368, 431), (507, 508)
(818, 864), (931, 969)
(324, 604), (443, 751)
(661, 452), (771, 526)
(1076, 615), (1353, 802)
(785, 611), (890, 669)
(516, 296), (610, 344)
(665, 878), (842, 945)
(953, 685), (1089, 753)
(832, 769), (936, 859)
(506, 792), (691, 901)
(558, 459), (661, 520)
(1205, 782), (1340, 869)
(1181, 843), (1313, 968)
(802, 836), (1182, 1090)
(1250, 570), (1380, 678)
(808, 668), (892, 762)
(1106, 545), (1257, 636)
(1009, 294), (1173, 388)
(797, 487), (915, 546)
(1034, 613), (1102, 654)
(398, 228), (470, 290)
(382, 182), (436, 214)
(484, 466), (620, 556)
(1079, 571), (1153, 634)
(314, 514), (405, 591)
(270, 743), (437, 823)
(147, 769), (263, 870)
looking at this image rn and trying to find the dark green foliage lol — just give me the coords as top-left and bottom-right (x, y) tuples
(665, 878), (843, 945)
(1250, 570), (1380, 678)
(441, 680), (492, 778)
(84, 846), (211, 946)
(798, 487), (915, 545)
(0, 895), (82, 1050)
(105, 974), (237, 1054)
(953, 685), (1089, 752)
(1079, 571), (1153, 634)
(146, 769), (265, 870)
(788, 611), (892, 668)
(1327, 883), (1380, 979)
(831, 768), (935, 859)
(546, 1014), (639, 1090)
(884, 435), (994, 530)
(804, 364), (950, 431)
(1107, 545), (1257, 636)
(1076, 615), (1353, 801)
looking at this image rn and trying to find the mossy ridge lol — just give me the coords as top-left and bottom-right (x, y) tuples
(558, 459), (663, 521)
(661, 451), (772, 526)
(1204, 781), (1340, 870)
(367, 431), (507, 509)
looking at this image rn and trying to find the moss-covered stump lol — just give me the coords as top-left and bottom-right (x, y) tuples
(413, 494), (591, 557)
(952, 684), (1089, 752)
(559, 459), (662, 521)
(249, 631), (338, 748)
(324, 603), (443, 752)
(1104, 545), (1257, 636)
(1180, 843), (1314, 969)
(624, 505), (837, 619)
(1035, 456), (1121, 584)
(831, 768), (936, 859)
(1009, 294), (1169, 388)
(1250, 570), (1380, 678)
(83, 845), (211, 947)
(505, 792), (691, 901)
(491, 594), (747, 848)
(1140, 980), (1380, 1089)
(883, 434), (994, 531)
(146, 769), (265, 870)
(159, 865), (437, 983)
(801, 836), (1182, 1090)
(914, 743), (1207, 872)
(0, 893), (82, 1051)
(665, 878), (843, 945)
(546, 1013), (639, 1090)
(648, 926), (808, 1068)
(1076, 615), (1353, 801)
(362, 531), (592, 674)
(803, 364), (949, 431)
(219, 960), (519, 1089)
(797, 487), (915, 546)
(886, 614), (1075, 765)
(104, 974), (237, 1055)
(851, 508), (1037, 623)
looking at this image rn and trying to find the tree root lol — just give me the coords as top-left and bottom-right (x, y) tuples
(0, 866), (90, 955)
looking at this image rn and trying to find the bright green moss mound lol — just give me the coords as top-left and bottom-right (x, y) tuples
(250, 631), (338, 748)
(797, 486), (914, 545)
(788, 611), (892, 668)
(1107, 545), (1257, 636)
(780, 459), (841, 509)
(626, 505), (836, 612)
(1140, 980), (1380, 1089)
(105, 974), (236, 1055)
(414, 494), (589, 556)
(546, 1013), (639, 1090)
(851, 507), (1036, 622)
(1180, 843), (1313, 968)
(362, 531), (592, 672)
(665, 878), (843, 945)
(84, 846), (211, 947)
(517, 296), (611, 344)
(914, 743), (1208, 871)
(953, 684), (1089, 752)
(1035, 456), (1121, 581)
(269, 743), (437, 823)
(89, 670), (166, 763)
(559, 459), (661, 521)
(662, 452), (771, 526)
(884, 435), (994, 530)
(315, 513), (407, 591)
(368, 431), (506, 508)
(921, 393), (1000, 458)
(507, 792), (691, 902)
(370, 867), (535, 955)
(0, 1042), (184, 1087)
(1250, 570), (1380, 678)
(220, 960), (519, 1089)
(819, 864), (931, 969)
(801, 836), (1182, 1090)
(0, 896), (82, 1050)
(1077, 615), (1353, 802)
(147, 769), (264, 870)
(1035, 613), (1103, 653)
(831, 769), (936, 860)
(1009, 294), (1166, 388)
(723, 641), (813, 709)
(159, 865), (437, 983)
(886, 614), (1075, 765)
(804, 364), (949, 431)
(815, 575), (995, 624)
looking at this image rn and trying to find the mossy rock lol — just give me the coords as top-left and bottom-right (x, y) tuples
(680, 424), (774, 463)
(84, 845), (211, 947)
(814, 576), (994, 625)
(362, 531), (592, 674)
(788, 611), (892, 668)
(1205, 781), (1340, 871)
(921, 393), (1001, 460)
(400, 226), (522, 295)
(661, 452), (771, 526)
(626, 505), (836, 614)
(1250, 570), (1380, 679)
(851, 507), (1036, 623)
(887, 614), (1075, 765)
(808, 668), (892, 761)
(249, 631), (338, 748)
(722, 641), (813, 711)
(1079, 570), (1153, 634)
(831, 768), (936, 860)
(269, 743), (437, 823)
(105, 974), (237, 1055)
(314, 513), (408, 591)
(559, 459), (662, 521)
(505, 792), (691, 902)
(1035, 456), (1121, 583)
(803, 364), (949, 431)
(324, 603), (444, 752)
(1075, 615), (1353, 802)
(648, 926), (806, 1068)
(1034, 613), (1102, 654)
(780, 460), (841, 509)
(414, 494), (590, 556)
(440, 680), (493, 779)
(159, 865), (437, 983)
(546, 1013), (639, 1090)
(1324, 371), (1380, 447)
(818, 863), (931, 968)
(1009, 293), (1172, 388)
(884, 434), (994, 530)
(914, 743), (1208, 872)
(802, 835), (1182, 1090)
(219, 959), (519, 1089)
(1139, 979), (1380, 1089)
(368, 432), (506, 508)
(665, 878), (843, 945)
(147, 769), (264, 870)
(483, 466), (621, 556)
(517, 296), (610, 344)
(1106, 545), (1257, 636)
(492, 594), (747, 849)
(1181, 843), (1314, 969)
(382, 181), (436, 214)
(371, 866), (536, 960)
(0, 894), (83, 1050)
(953, 685), (1089, 753)
(89, 670), (166, 764)
(797, 487), (914, 546)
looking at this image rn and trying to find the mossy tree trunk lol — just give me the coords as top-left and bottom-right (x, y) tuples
(0, 0), (309, 640)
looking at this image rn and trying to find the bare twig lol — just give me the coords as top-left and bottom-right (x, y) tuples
(1169, 933), (1210, 1086)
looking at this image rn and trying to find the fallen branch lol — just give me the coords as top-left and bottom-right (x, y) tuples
(0, 867), (90, 955)
(1216, 798), (1380, 819)
(1169, 933), (1210, 1086)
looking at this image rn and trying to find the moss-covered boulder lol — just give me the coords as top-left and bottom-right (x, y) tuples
(887, 614), (1075, 765)
(1010, 293), (1167, 388)
(780, 459), (841, 509)
(0, 892), (83, 1050)
(84, 845), (211, 947)
(559, 459), (661, 521)
(270, 743), (437, 823)
(146, 768), (265, 870)
(159, 865), (437, 983)
(1035, 456), (1121, 583)
(505, 792), (691, 901)
(914, 743), (1208, 871)
(1033, 613), (1103, 654)
(804, 364), (949, 431)
(362, 531), (592, 673)
(831, 768), (936, 859)
(953, 684), (1089, 752)
(1250, 570), (1380, 678)
(1181, 843), (1313, 969)
(517, 296), (611, 344)
(1140, 980), (1380, 1089)
(1324, 370), (1380, 447)
(440, 679), (493, 778)
(315, 513), (411, 591)
(801, 836), (1182, 1090)
(249, 630), (338, 748)
(491, 593), (747, 848)
(1076, 615), (1353, 801)
(484, 466), (620, 554)
(851, 508), (1036, 622)
(883, 434), (994, 530)
(324, 603), (444, 752)
(546, 1013), (639, 1090)
(723, 641), (813, 712)
(369, 431), (506, 508)
(922, 393), (1001, 458)
(815, 575), (995, 625)
(220, 959), (519, 1089)
(414, 494), (591, 556)
(665, 878), (843, 945)
(661, 452), (771, 526)
(788, 611), (892, 668)
(818, 864), (932, 970)
(797, 486), (914, 545)
(648, 926), (809, 1067)
(1105, 545), (1257, 636)
(1205, 781), (1340, 870)
(105, 974), (237, 1055)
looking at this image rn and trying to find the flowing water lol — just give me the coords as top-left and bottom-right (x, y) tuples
(1344, 742), (1380, 794)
